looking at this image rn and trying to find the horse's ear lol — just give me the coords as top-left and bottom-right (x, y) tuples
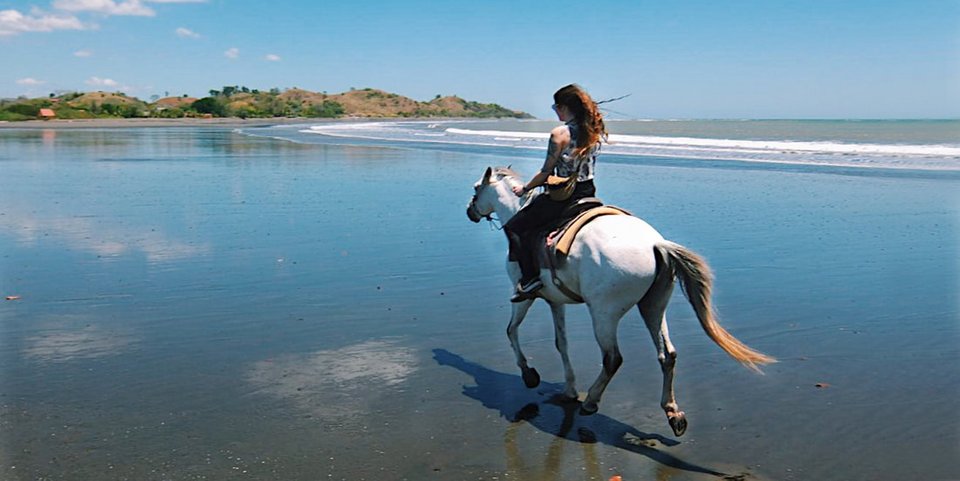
(482, 166), (493, 184)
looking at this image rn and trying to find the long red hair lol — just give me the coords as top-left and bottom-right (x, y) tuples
(554, 84), (607, 158)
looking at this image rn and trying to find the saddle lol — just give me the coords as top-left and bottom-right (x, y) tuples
(537, 198), (632, 303)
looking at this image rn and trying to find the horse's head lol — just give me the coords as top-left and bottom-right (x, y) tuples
(466, 166), (524, 223)
(466, 167), (497, 223)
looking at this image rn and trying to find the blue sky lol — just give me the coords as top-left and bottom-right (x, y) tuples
(2, 0), (958, 118)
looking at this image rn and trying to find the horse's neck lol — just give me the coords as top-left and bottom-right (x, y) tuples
(492, 183), (526, 224)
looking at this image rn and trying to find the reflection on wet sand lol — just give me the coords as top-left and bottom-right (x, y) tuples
(247, 339), (417, 418)
(504, 401), (603, 481)
(41, 129), (56, 145)
(3, 209), (207, 262)
(23, 322), (137, 363)
(433, 349), (749, 480)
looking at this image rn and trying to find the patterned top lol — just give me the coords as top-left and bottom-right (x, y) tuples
(553, 122), (599, 182)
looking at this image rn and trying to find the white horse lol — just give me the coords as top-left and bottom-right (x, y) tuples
(466, 166), (775, 437)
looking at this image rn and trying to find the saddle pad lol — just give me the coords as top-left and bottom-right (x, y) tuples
(554, 206), (631, 256)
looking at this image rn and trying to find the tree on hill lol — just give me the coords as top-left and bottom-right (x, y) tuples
(191, 97), (227, 116)
(5, 103), (40, 117)
(100, 102), (140, 118)
(306, 101), (345, 118)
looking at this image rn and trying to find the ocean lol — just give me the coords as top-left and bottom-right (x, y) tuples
(249, 119), (960, 173)
(0, 120), (957, 481)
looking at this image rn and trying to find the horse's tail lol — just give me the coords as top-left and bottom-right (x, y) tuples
(655, 241), (776, 372)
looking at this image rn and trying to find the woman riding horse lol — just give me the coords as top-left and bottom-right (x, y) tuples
(503, 84), (608, 302)
(467, 165), (776, 435)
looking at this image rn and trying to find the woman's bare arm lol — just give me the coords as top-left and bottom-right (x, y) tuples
(512, 125), (571, 196)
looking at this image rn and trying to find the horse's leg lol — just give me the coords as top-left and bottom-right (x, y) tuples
(548, 301), (577, 400)
(638, 280), (686, 436)
(507, 298), (540, 388)
(580, 303), (629, 415)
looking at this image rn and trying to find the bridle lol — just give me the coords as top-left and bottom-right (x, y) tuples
(466, 193), (492, 224)
(466, 172), (534, 229)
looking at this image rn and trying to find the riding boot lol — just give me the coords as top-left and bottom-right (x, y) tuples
(517, 233), (540, 284)
(510, 235), (543, 302)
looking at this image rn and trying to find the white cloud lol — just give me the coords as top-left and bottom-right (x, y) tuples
(2, 0), (201, 36)
(74, 49), (93, 57)
(17, 78), (46, 85)
(175, 26), (198, 38)
(53, 0), (155, 17)
(265, 53), (281, 62)
(224, 47), (239, 59)
(0, 8), (90, 36)
(86, 76), (118, 87)
(85, 76), (126, 90)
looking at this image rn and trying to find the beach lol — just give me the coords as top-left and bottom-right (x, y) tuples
(0, 122), (957, 481)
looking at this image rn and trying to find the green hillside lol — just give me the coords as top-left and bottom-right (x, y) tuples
(0, 86), (531, 121)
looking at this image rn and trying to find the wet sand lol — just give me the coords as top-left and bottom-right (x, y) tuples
(0, 127), (957, 480)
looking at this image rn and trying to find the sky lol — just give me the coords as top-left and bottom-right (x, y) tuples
(2, 0), (958, 119)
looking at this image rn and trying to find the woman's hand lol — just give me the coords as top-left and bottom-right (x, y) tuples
(512, 185), (526, 197)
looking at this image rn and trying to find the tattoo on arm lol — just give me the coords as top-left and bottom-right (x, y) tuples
(546, 140), (559, 161)
(540, 140), (559, 174)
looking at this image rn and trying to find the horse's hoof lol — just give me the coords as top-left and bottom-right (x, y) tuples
(668, 412), (687, 437)
(522, 368), (540, 388)
(579, 401), (598, 416)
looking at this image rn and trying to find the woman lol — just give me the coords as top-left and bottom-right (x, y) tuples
(503, 84), (608, 302)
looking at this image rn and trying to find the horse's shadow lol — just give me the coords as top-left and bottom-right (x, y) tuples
(433, 348), (727, 478)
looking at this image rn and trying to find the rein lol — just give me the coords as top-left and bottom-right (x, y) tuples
(486, 215), (503, 230)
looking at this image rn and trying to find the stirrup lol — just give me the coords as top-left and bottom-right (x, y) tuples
(510, 291), (533, 303)
(510, 279), (543, 302)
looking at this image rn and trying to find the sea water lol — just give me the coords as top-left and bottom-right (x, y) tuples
(271, 119), (960, 172)
(0, 122), (957, 481)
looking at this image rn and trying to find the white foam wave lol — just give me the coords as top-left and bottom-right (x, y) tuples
(618, 134), (959, 157)
(299, 121), (960, 171)
(447, 127), (960, 157)
(445, 127), (547, 141)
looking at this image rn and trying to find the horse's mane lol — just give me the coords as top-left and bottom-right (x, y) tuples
(493, 166), (522, 184)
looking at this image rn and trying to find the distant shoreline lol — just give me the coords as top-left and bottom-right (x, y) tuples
(0, 117), (347, 129)
(5, 117), (952, 131)
(0, 116), (534, 129)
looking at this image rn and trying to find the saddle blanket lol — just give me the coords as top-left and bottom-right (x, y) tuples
(548, 205), (632, 257)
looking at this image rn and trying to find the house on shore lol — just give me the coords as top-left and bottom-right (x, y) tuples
(39, 108), (56, 120)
